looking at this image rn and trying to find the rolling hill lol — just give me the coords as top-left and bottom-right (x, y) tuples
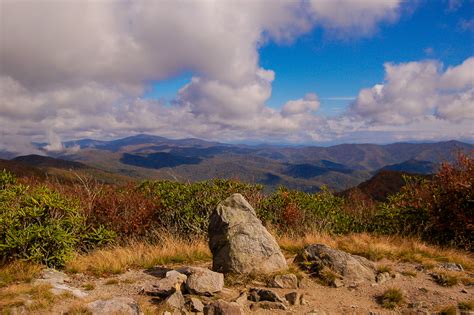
(8, 135), (471, 192)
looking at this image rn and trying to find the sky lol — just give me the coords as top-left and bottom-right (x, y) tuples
(0, 0), (473, 154)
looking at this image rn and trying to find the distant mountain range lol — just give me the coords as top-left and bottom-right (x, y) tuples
(3, 134), (472, 192)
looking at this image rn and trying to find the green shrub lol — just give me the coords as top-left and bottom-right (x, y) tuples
(257, 187), (363, 234)
(373, 153), (473, 250)
(139, 179), (263, 238)
(0, 171), (115, 267)
(380, 287), (404, 309)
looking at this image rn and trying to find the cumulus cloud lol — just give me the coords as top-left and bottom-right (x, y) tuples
(282, 93), (320, 117)
(350, 57), (474, 124)
(1, 0), (470, 153)
(308, 0), (403, 36)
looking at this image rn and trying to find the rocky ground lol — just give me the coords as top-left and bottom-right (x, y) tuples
(3, 194), (473, 314)
(10, 257), (472, 314)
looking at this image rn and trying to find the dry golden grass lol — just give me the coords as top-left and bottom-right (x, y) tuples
(0, 261), (42, 288)
(278, 232), (474, 271)
(61, 232), (473, 278)
(65, 237), (211, 276)
(0, 283), (58, 313)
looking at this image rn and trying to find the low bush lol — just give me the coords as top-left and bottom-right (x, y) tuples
(257, 187), (363, 234)
(0, 171), (115, 267)
(138, 179), (263, 238)
(380, 287), (404, 309)
(373, 153), (473, 250)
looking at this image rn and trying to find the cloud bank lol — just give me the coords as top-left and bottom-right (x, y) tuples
(0, 0), (472, 154)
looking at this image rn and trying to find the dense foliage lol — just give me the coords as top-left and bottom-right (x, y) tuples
(0, 171), (115, 267)
(1, 153), (471, 267)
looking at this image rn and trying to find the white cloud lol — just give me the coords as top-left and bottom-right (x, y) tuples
(350, 57), (474, 124)
(308, 0), (403, 36)
(282, 93), (320, 117)
(1, 0), (471, 153)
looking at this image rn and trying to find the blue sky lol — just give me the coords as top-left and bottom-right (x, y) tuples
(145, 0), (473, 116)
(1, 0), (473, 152)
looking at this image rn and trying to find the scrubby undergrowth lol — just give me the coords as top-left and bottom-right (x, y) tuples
(1, 153), (472, 269)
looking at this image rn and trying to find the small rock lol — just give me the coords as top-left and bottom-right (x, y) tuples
(144, 270), (187, 297)
(418, 287), (428, 293)
(348, 282), (358, 289)
(187, 297), (204, 312)
(306, 309), (327, 315)
(368, 311), (380, 315)
(461, 288), (468, 293)
(439, 262), (464, 272)
(248, 288), (285, 303)
(177, 266), (224, 295)
(284, 291), (300, 305)
(376, 272), (391, 284)
(86, 297), (140, 315)
(332, 278), (344, 288)
(165, 291), (185, 310)
(298, 277), (313, 289)
(270, 274), (298, 289)
(300, 295), (308, 305)
(204, 299), (245, 315)
(250, 301), (287, 310)
(35, 268), (88, 299)
(233, 292), (248, 305)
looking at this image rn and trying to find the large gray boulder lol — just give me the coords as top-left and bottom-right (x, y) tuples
(294, 244), (376, 284)
(208, 193), (287, 274)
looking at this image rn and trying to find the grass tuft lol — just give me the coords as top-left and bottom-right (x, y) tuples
(81, 283), (95, 291)
(431, 271), (459, 287)
(65, 237), (211, 277)
(377, 265), (392, 274)
(380, 287), (404, 309)
(0, 261), (43, 288)
(458, 300), (473, 311)
(104, 279), (119, 285)
(401, 270), (417, 277)
(0, 283), (60, 312)
(438, 305), (458, 315)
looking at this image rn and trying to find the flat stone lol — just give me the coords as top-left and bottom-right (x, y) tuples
(250, 301), (287, 310)
(439, 262), (464, 272)
(204, 299), (245, 315)
(35, 268), (87, 298)
(248, 288), (285, 303)
(187, 297), (204, 312)
(86, 297), (140, 315)
(144, 271), (187, 297)
(165, 290), (185, 310)
(295, 244), (376, 283)
(233, 292), (248, 305)
(177, 266), (224, 295)
(270, 274), (298, 289)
